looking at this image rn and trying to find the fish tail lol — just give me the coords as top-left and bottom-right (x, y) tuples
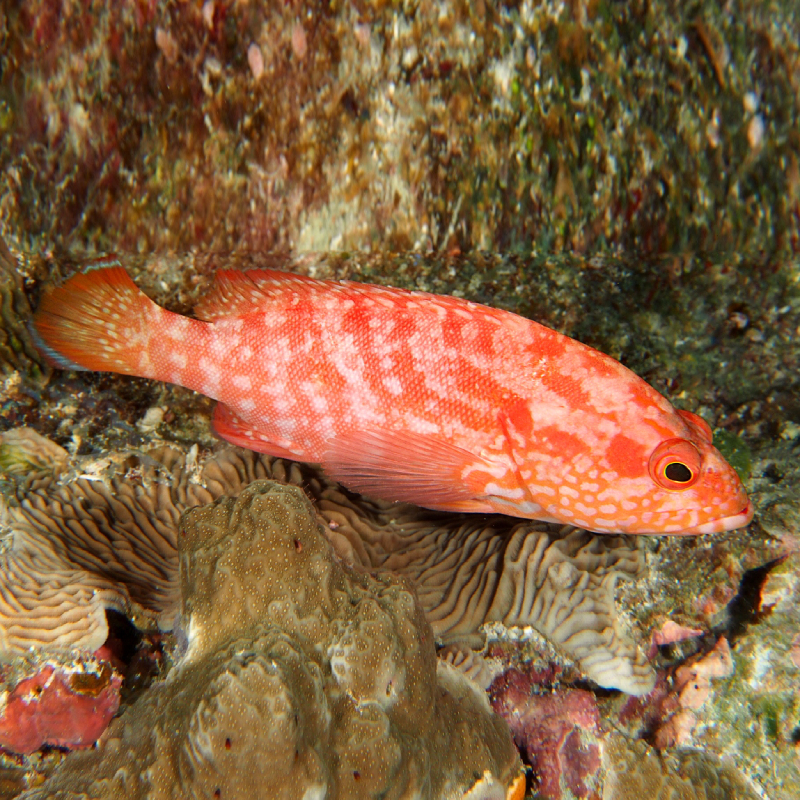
(32, 260), (162, 376)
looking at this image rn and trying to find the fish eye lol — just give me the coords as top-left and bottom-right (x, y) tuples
(664, 462), (693, 483)
(648, 438), (702, 490)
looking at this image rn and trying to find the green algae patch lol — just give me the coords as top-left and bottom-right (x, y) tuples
(713, 429), (752, 484)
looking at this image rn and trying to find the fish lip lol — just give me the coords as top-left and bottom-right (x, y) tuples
(678, 501), (754, 535)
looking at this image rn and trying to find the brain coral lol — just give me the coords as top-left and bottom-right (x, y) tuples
(0, 437), (654, 695)
(16, 480), (521, 799)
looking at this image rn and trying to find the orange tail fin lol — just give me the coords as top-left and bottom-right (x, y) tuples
(31, 259), (161, 375)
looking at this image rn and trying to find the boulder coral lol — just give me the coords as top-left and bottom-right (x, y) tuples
(16, 480), (522, 799)
(602, 734), (762, 800)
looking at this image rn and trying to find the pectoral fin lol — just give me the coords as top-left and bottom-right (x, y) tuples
(322, 428), (495, 512)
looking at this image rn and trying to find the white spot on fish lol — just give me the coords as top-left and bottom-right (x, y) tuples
(527, 484), (557, 497)
(273, 395), (292, 414)
(594, 519), (616, 529)
(165, 320), (189, 341)
(240, 398), (256, 411)
(310, 394), (329, 414)
(274, 418), (297, 437)
(484, 483), (524, 500)
(169, 352), (188, 369)
(198, 357), (222, 384)
(404, 415), (439, 435)
(461, 460), (509, 482)
(383, 375), (402, 395)
(232, 374), (252, 390)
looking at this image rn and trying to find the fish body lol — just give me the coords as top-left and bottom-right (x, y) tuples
(32, 262), (752, 535)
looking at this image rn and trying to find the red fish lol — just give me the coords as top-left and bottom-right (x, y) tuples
(32, 261), (752, 535)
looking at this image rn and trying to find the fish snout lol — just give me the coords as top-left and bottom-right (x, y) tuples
(686, 499), (754, 535)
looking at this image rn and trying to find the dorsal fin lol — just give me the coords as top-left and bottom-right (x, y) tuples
(194, 269), (343, 321)
(192, 269), (457, 322)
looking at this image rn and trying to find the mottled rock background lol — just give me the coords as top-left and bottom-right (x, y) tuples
(1, 0), (798, 255)
(1, 0), (799, 798)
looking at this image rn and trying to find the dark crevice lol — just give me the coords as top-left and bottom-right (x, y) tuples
(104, 609), (142, 664)
(714, 557), (784, 641)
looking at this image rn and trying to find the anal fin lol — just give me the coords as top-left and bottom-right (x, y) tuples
(212, 404), (302, 460)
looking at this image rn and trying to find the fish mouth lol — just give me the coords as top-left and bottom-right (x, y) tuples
(680, 501), (754, 535)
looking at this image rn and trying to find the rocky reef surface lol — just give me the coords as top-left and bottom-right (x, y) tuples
(0, 0), (797, 256)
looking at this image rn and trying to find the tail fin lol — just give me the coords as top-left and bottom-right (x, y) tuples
(32, 260), (160, 375)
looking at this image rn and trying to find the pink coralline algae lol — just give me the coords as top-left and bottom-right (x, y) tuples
(619, 637), (734, 750)
(648, 619), (704, 658)
(0, 661), (121, 755)
(490, 668), (602, 800)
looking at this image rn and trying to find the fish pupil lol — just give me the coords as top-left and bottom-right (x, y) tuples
(665, 462), (693, 483)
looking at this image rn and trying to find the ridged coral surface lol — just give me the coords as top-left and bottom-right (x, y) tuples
(0, 439), (653, 695)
